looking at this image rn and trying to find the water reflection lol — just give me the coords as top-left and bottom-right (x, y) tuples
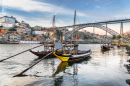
(52, 62), (69, 77)
(54, 76), (63, 86)
(53, 57), (91, 86)
(124, 64), (130, 73)
(1, 44), (130, 86)
(101, 50), (110, 54)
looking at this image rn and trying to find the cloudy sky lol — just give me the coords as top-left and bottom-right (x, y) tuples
(0, 0), (130, 34)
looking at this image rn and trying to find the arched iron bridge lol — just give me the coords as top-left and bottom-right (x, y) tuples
(55, 19), (130, 41)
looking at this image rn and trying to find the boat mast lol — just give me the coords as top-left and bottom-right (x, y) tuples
(53, 15), (55, 51)
(74, 10), (76, 55)
(106, 23), (107, 45)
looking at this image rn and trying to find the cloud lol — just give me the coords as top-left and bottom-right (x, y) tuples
(0, 13), (6, 17)
(95, 6), (100, 8)
(0, 0), (88, 17)
(94, 0), (115, 6)
(7, 13), (72, 27)
(94, 0), (101, 2)
(0, 0), (129, 30)
(0, 0), (89, 26)
(105, 1), (114, 5)
(113, 10), (130, 19)
(5, 13), (51, 27)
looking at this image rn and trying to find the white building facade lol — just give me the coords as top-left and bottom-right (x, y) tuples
(0, 16), (16, 28)
(33, 30), (45, 35)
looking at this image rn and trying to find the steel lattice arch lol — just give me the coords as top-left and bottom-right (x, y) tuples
(55, 19), (130, 41)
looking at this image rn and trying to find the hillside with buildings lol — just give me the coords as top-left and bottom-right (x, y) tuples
(0, 16), (110, 43)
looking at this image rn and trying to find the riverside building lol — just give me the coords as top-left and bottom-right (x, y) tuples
(0, 16), (17, 28)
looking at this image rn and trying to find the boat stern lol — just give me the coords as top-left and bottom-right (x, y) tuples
(53, 52), (70, 61)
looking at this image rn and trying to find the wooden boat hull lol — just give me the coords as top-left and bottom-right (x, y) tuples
(68, 56), (91, 62)
(101, 48), (110, 51)
(53, 52), (70, 61)
(53, 49), (92, 62)
(29, 50), (55, 58)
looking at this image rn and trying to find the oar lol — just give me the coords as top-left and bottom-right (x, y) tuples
(0, 44), (44, 62)
(13, 49), (56, 77)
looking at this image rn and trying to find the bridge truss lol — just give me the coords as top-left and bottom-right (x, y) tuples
(56, 19), (130, 41)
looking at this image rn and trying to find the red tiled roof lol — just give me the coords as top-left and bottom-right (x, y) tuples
(2, 22), (13, 24)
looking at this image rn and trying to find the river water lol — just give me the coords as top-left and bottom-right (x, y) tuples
(0, 44), (130, 86)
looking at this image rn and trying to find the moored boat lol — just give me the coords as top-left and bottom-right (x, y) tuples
(29, 49), (55, 58)
(101, 45), (110, 51)
(30, 48), (91, 59)
(53, 49), (92, 62)
(53, 11), (92, 62)
(19, 41), (41, 44)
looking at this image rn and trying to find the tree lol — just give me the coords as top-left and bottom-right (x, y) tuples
(117, 35), (122, 39)
(9, 28), (16, 31)
(55, 30), (62, 40)
(112, 35), (116, 39)
(0, 26), (3, 28)
(0, 26), (3, 31)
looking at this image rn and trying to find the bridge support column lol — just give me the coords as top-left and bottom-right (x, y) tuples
(93, 27), (95, 42)
(93, 27), (95, 35)
(120, 22), (123, 37)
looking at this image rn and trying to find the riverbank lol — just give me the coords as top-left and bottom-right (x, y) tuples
(0, 40), (41, 44)
(0, 41), (19, 44)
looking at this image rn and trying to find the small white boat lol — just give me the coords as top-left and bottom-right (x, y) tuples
(19, 41), (41, 44)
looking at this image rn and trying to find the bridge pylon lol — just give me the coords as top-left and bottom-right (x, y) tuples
(120, 22), (123, 35)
